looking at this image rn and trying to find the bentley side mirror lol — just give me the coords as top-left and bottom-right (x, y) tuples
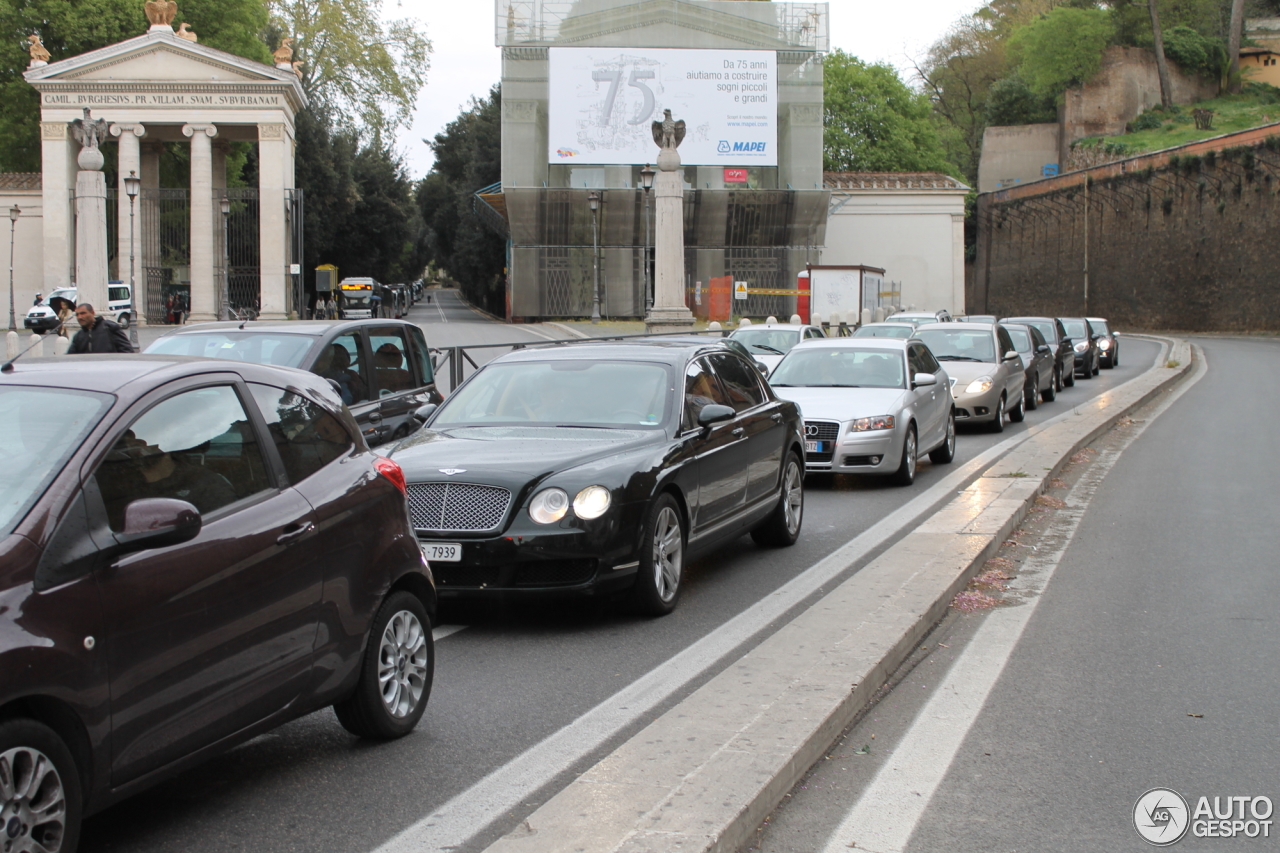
(117, 498), (202, 551)
(912, 372), (937, 388)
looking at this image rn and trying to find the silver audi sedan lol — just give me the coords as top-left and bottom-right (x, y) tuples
(768, 338), (956, 485)
(914, 322), (1027, 432)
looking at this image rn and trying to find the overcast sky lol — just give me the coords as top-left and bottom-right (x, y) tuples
(390, 0), (984, 178)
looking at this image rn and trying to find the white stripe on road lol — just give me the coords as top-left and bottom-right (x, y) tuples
(431, 625), (467, 642)
(374, 339), (1177, 853)
(820, 345), (1207, 853)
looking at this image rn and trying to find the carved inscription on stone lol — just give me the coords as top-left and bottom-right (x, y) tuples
(790, 104), (821, 126)
(41, 92), (285, 107)
(41, 121), (67, 139)
(503, 100), (538, 123)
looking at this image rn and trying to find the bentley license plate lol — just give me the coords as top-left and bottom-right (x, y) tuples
(421, 542), (462, 562)
(805, 440), (823, 453)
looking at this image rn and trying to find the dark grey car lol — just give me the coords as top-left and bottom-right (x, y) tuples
(146, 320), (442, 446)
(1003, 316), (1074, 390)
(1004, 323), (1056, 410)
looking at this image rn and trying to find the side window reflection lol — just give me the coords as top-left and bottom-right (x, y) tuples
(249, 384), (354, 484)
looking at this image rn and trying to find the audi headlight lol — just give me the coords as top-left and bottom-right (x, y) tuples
(965, 377), (994, 394)
(1098, 338), (1111, 350)
(573, 485), (612, 519)
(529, 488), (570, 524)
(848, 415), (895, 432)
(1074, 341), (1090, 353)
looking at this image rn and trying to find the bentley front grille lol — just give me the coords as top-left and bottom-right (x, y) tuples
(407, 482), (512, 533)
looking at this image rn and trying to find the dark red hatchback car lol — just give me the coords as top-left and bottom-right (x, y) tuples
(0, 355), (435, 853)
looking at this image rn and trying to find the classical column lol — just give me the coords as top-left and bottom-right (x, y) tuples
(257, 122), (289, 320)
(39, 121), (78, 294)
(111, 123), (145, 311)
(645, 133), (695, 333)
(183, 123), (218, 320)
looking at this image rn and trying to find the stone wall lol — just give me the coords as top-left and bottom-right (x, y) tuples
(977, 124), (1061, 193)
(972, 141), (1280, 331)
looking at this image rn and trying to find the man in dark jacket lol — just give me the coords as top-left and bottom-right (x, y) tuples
(70, 303), (134, 353)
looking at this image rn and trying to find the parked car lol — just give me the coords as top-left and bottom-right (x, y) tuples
(850, 322), (918, 340)
(1002, 316), (1074, 389)
(887, 309), (952, 325)
(0, 354), (436, 852)
(728, 322), (826, 374)
(25, 284), (133, 334)
(1059, 317), (1101, 379)
(1087, 317), (1120, 368)
(1003, 322), (1056, 410)
(767, 338), (955, 485)
(915, 322), (1027, 432)
(641, 334), (769, 375)
(953, 314), (997, 324)
(392, 339), (806, 616)
(145, 319), (441, 446)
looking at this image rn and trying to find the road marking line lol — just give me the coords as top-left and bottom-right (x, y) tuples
(372, 340), (1176, 853)
(819, 345), (1206, 853)
(432, 625), (466, 641)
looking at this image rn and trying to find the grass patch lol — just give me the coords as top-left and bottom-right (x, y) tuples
(1076, 87), (1280, 157)
(1166, 359), (1180, 368)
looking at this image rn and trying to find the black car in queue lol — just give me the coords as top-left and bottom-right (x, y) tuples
(1087, 317), (1120, 368)
(145, 320), (442, 447)
(1002, 316), (1074, 390)
(1058, 317), (1101, 379)
(390, 339), (807, 616)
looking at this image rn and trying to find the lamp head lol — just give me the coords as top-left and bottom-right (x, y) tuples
(8, 205), (19, 223)
(124, 170), (141, 199)
(640, 164), (655, 191)
(587, 191), (599, 212)
(220, 195), (231, 217)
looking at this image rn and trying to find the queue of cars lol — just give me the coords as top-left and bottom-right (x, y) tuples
(0, 305), (1120, 850)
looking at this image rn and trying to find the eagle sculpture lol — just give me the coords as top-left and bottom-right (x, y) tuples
(144, 0), (177, 27)
(27, 35), (50, 64)
(651, 109), (685, 150)
(176, 22), (198, 42)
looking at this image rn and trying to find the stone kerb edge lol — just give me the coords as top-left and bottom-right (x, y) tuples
(483, 336), (1192, 853)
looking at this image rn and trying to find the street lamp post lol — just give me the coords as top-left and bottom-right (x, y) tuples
(640, 164), (655, 312)
(123, 171), (140, 349)
(220, 194), (231, 319)
(7, 205), (18, 334)
(588, 191), (601, 324)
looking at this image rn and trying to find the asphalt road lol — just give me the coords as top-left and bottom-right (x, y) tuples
(77, 303), (1162, 853)
(748, 337), (1278, 853)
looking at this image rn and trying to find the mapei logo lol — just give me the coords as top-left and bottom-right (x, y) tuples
(718, 140), (767, 154)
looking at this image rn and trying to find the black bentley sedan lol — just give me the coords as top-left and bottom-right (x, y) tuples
(390, 339), (806, 616)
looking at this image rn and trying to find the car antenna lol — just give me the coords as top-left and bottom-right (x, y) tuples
(1, 334), (53, 373)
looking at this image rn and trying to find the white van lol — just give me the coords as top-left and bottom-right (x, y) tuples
(24, 284), (133, 334)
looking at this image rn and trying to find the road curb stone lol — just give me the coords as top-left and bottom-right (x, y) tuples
(483, 336), (1192, 853)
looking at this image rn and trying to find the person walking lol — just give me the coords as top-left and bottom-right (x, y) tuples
(70, 303), (135, 353)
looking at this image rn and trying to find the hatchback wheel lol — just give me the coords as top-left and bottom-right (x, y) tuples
(0, 719), (81, 853)
(1025, 380), (1038, 411)
(334, 591), (434, 739)
(1009, 388), (1026, 423)
(892, 425), (918, 486)
(988, 394), (1006, 433)
(1064, 364), (1075, 387)
(632, 494), (685, 616)
(752, 452), (804, 546)
(929, 410), (956, 464)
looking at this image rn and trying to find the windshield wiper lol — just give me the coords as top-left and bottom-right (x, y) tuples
(935, 355), (985, 362)
(554, 424), (615, 429)
(750, 344), (784, 355)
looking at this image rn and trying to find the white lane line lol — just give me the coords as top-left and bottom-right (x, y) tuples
(373, 339), (1176, 853)
(435, 297), (448, 324)
(820, 345), (1207, 853)
(432, 625), (466, 641)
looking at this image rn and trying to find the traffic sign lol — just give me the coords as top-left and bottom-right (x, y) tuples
(734, 281), (749, 300)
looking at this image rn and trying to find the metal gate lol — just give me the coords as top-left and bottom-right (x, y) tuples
(140, 188), (190, 324)
(215, 188), (260, 319)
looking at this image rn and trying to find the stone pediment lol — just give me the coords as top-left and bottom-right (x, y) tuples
(25, 29), (306, 111)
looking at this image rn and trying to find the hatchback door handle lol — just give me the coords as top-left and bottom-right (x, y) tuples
(771, 413), (783, 422)
(276, 521), (314, 545)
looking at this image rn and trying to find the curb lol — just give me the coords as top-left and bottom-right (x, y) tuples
(483, 336), (1193, 853)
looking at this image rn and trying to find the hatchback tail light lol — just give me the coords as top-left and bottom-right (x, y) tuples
(374, 456), (407, 496)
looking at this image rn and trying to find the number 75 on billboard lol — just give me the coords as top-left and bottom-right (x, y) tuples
(548, 48), (777, 166)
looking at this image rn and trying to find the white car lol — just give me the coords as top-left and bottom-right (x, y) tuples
(767, 337), (956, 485)
(728, 322), (826, 374)
(24, 284), (133, 334)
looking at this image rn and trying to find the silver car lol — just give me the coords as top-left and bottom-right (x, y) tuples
(915, 322), (1026, 432)
(729, 322), (826, 374)
(851, 322), (917, 340)
(768, 338), (956, 485)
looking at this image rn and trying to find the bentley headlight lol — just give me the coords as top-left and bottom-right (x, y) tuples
(529, 488), (570, 524)
(848, 415), (895, 432)
(573, 485), (612, 519)
(965, 377), (994, 395)
(1074, 341), (1090, 353)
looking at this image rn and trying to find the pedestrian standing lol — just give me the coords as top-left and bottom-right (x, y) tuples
(69, 303), (134, 353)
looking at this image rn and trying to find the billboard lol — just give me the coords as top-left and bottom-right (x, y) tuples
(548, 48), (777, 166)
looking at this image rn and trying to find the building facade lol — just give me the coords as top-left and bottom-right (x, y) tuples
(485, 0), (830, 321)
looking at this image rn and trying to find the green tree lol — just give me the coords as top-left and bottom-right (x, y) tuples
(823, 50), (957, 175)
(267, 0), (431, 133)
(0, 0), (269, 172)
(1009, 6), (1116, 99)
(983, 73), (1058, 125)
(417, 86), (505, 316)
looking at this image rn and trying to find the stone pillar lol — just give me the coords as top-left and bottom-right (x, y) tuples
(951, 212), (966, 314)
(39, 121), (78, 294)
(74, 144), (110, 313)
(258, 123), (289, 320)
(112, 123), (145, 319)
(645, 145), (695, 333)
(183, 123), (218, 321)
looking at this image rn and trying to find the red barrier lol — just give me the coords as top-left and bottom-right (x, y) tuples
(708, 275), (732, 323)
(796, 271), (810, 323)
